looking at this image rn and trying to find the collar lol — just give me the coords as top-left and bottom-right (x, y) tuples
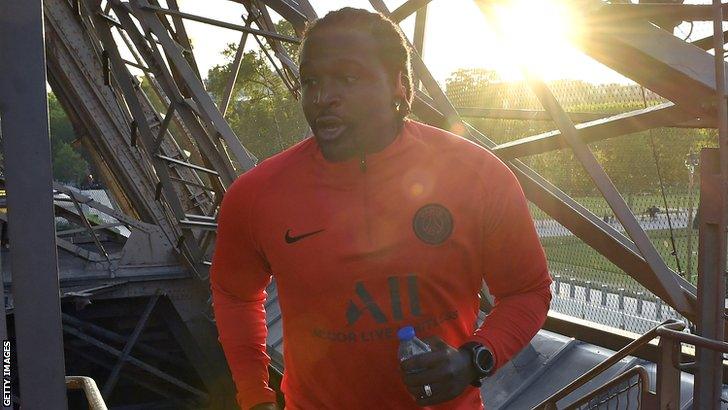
(309, 120), (416, 183)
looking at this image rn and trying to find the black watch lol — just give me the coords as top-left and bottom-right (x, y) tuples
(460, 342), (494, 387)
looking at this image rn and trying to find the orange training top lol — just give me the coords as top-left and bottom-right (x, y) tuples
(210, 120), (552, 409)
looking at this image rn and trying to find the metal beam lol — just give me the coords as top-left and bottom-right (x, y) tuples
(391, 0), (434, 23)
(0, 0), (68, 408)
(693, 1), (728, 398)
(44, 0), (179, 242)
(254, 0), (308, 33)
(293, 0), (318, 21)
(102, 294), (160, 398)
(249, 1), (301, 86)
(142, 5), (300, 44)
(521, 70), (691, 313)
(68, 191), (111, 263)
(105, 3), (238, 185)
(458, 105), (710, 128)
(132, 0), (258, 173)
(599, 3), (728, 22)
(93, 0), (239, 274)
(61, 313), (186, 367)
(166, 0), (203, 81)
(656, 331), (682, 408)
(67, 347), (196, 408)
(157, 155), (220, 176)
(63, 325), (208, 402)
(492, 102), (695, 161)
(458, 107), (606, 122)
(155, 285), (238, 409)
(221, 14), (255, 117)
(89, 3), (209, 278)
(412, 3), (427, 90)
(691, 30), (728, 50)
(694, 149), (726, 407)
(577, 10), (724, 116)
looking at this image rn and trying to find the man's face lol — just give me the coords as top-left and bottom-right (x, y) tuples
(299, 27), (400, 161)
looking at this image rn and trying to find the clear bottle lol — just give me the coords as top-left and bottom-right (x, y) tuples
(397, 326), (431, 363)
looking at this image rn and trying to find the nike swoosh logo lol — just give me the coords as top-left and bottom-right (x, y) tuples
(285, 228), (325, 244)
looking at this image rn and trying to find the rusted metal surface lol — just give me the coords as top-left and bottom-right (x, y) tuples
(66, 376), (108, 410)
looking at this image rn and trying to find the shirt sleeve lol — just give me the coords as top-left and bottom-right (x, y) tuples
(210, 174), (277, 409)
(470, 162), (552, 370)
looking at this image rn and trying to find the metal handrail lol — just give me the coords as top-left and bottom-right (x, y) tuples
(66, 376), (108, 410)
(655, 326), (728, 354)
(564, 365), (649, 410)
(534, 319), (684, 409)
(536, 318), (728, 409)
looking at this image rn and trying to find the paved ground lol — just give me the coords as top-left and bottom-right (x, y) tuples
(535, 211), (690, 238)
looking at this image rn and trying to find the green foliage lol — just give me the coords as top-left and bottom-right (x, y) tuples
(445, 69), (717, 196)
(541, 227), (699, 286)
(48, 93), (89, 184)
(205, 20), (308, 161)
(48, 93), (76, 144)
(0, 92), (89, 183)
(87, 213), (104, 225)
(52, 142), (88, 184)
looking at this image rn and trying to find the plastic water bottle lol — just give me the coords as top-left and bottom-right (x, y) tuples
(397, 326), (431, 363)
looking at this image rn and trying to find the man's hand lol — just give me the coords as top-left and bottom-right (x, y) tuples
(250, 402), (279, 410)
(399, 336), (478, 407)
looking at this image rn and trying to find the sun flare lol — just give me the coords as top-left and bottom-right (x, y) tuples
(466, 0), (584, 79)
(487, 0), (584, 80)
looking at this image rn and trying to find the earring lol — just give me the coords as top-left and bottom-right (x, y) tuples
(393, 98), (402, 112)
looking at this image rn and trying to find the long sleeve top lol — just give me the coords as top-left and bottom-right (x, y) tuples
(210, 120), (552, 409)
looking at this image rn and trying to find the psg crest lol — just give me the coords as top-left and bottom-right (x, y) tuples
(412, 204), (453, 245)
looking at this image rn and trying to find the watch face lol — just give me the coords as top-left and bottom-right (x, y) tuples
(474, 346), (493, 374)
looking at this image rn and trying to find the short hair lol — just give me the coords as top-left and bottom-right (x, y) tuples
(300, 7), (414, 120)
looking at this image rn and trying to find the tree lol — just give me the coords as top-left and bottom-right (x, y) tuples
(48, 93), (76, 144)
(205, 20), (308, 161)
(52, 142), (88, 184)
(48, 93), (89, 185)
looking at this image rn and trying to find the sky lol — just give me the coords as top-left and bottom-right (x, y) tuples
(175, 0), (717, 86)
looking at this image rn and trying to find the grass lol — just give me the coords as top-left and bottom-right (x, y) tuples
(541, 227), (699, 288)
(524, 193), (702, 291)
(528, 193), (698, 221)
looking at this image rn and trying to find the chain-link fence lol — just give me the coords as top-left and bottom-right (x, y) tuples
(568, 366), (648, 410)
(447, 69), (716, 333)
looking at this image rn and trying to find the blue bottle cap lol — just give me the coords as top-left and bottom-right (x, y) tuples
(397, 326), (415, 341)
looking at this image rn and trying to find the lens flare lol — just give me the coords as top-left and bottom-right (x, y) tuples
(483, 0), (585, 80)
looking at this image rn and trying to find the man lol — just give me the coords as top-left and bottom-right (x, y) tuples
(210, 8), (551, 410)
